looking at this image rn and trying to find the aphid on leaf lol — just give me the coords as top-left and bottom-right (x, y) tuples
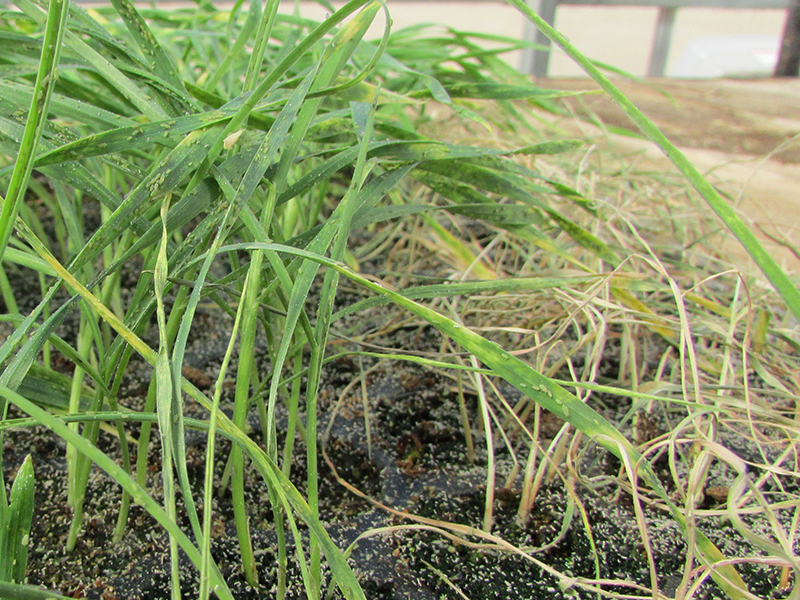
(224, 129), (245, 149)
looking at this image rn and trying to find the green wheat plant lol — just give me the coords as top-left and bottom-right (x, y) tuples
(0, 454), (34, 585)
(0, 0), (797, 598)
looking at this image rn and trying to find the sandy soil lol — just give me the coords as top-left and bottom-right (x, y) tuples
(535, 77), (800, 274)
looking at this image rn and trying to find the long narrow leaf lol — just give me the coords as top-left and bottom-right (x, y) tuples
(0, 0), (69, 263)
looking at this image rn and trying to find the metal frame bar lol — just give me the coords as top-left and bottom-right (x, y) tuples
(520, 0), (789, 77)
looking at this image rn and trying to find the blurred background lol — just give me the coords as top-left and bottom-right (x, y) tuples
(279, 1), (788, 77)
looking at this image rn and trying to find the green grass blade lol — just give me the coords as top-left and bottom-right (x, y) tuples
(1, 248), (56, 277)
(9, 221), (354, 600)
(411, 81), (584, 101)
(16, 360), (104, 412)
(0, 115), (142, 238)
(0, 582), (71, 600)
(0, 386), (235, 600)
(0, 286), (67, 390)
(243, 0), (279, 91)
(0, 454), (34, 584)
(153, 196), (184, 598)
(305, 88), (379, 590)
(70, 126), (220, 273)
(204, 0), (260, 92)
(223, 241), (752, 599)
(200, 258), (250, 600)
(0, 0), (69, 264)
(108, 0), (191, 105)
(177, 383), (367, 600)
(12, 0), (166, 121)
(271, 0), (382, 196)
(31, 114), (226, 168)
(230, 237), (267, 588)
(0, 79), (134, 133)
(166, 54), (325, 584)
(0, 237), (365, 599)
(183, 0), (374, 195)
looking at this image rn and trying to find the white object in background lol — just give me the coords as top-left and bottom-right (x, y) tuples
(670, 35), (780, 78)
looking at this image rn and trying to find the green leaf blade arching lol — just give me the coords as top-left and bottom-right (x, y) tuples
(217, 242), (752, 600)
(0, 581), (71, 600)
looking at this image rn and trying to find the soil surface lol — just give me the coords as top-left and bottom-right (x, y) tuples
(536, 77), (800, 271)
(8, 324), (789, 600)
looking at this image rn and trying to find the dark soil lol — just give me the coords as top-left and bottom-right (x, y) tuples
(1, 292), (794, 600)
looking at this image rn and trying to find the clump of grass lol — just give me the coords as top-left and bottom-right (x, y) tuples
(0, 0), (797, 599)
